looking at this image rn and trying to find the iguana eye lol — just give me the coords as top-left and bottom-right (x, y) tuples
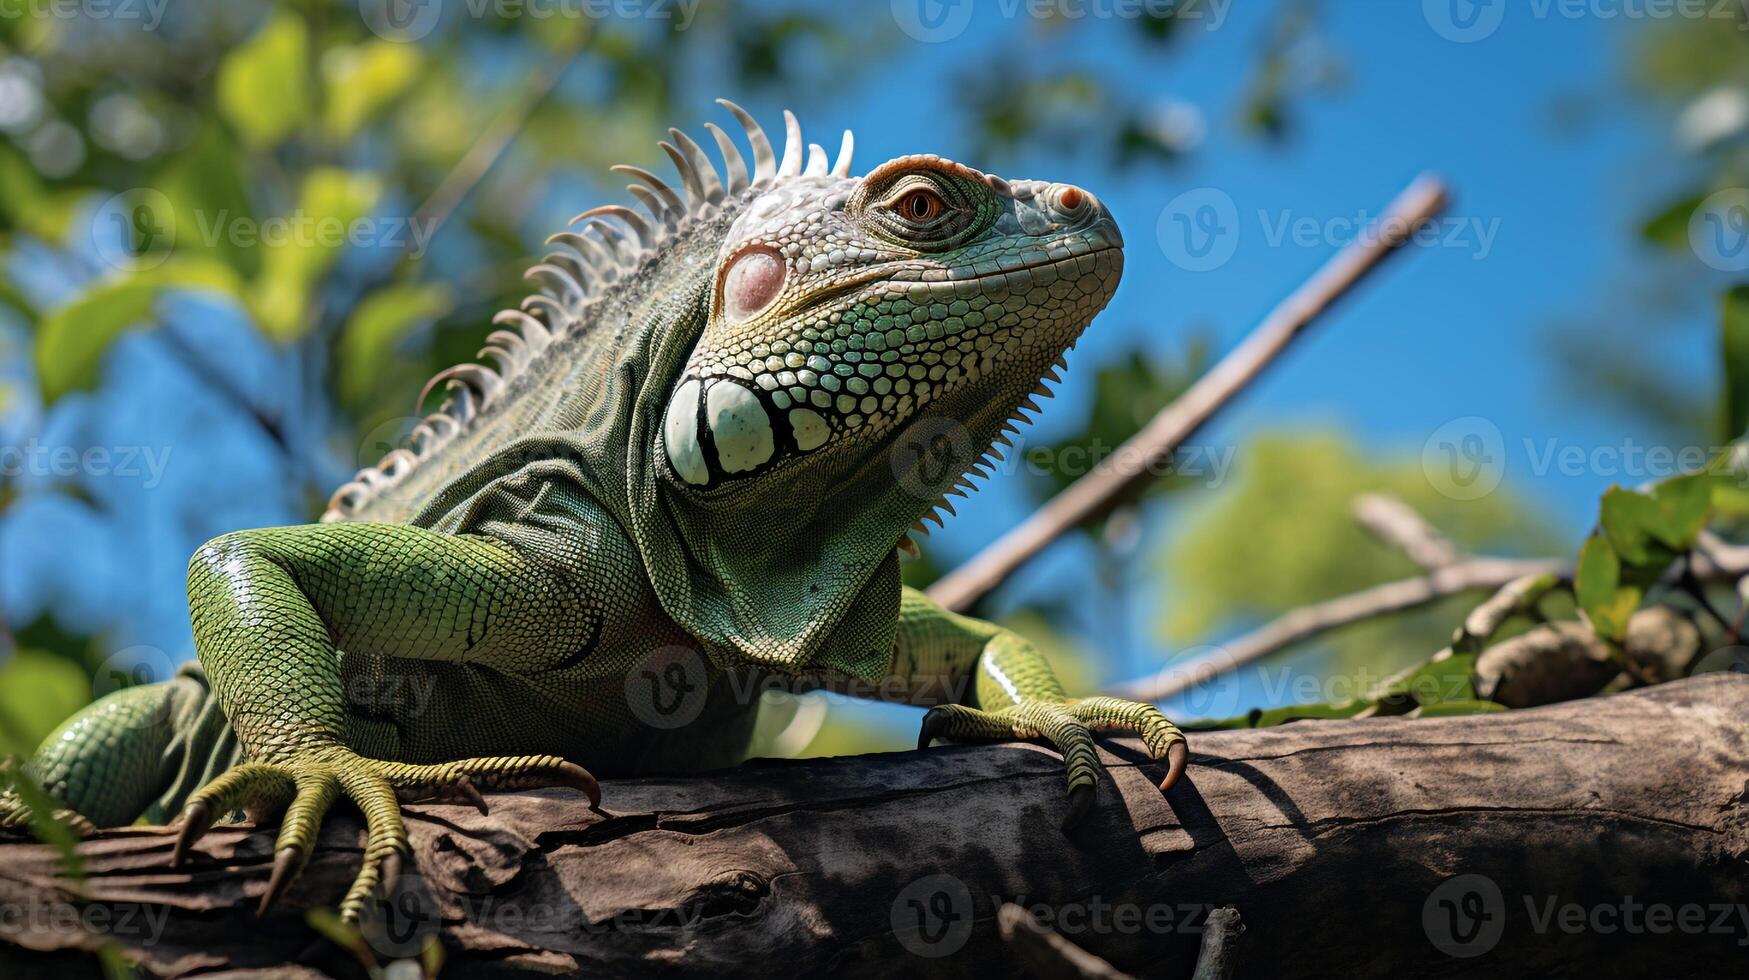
(895, 188), (945, 223)
(721, 246), (785, 323)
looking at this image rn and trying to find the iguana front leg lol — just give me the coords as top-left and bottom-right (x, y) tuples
(177, 522), (600, 921)
(889, 587), (1187, 828)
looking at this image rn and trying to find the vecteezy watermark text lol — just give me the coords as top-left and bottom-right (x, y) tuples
(891, 0), (1230, 43)
(1156, 188), (1500, 272)
(0, 0), (171, 31)
(0, 440), (173, 489)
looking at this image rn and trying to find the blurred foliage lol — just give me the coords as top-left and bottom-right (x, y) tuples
(1550, 7), (1749, 439)
(1155, 431), (1561, 674)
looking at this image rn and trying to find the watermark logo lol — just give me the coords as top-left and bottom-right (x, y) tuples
(1157, 187), (1239, 272)
(625, 645), (709, 729)
(892, 873), (975, 957)
(359, 0), (444, 41)
(1689, 188), (1749, 272)
(892, 0), (976, 42)
(1150, 645), (1243, 720)
(91, 188), (175, 272)
(363, 868), (440, 959)
(356, 415), (423, 469)
(893, 416), (976, 500)
(1422, 416), (1505, 501)
(91, 645), (176, 737)
(1424, 874), (1506, 957)
(1423, 0), (1507, 42)
(1691, 644), (1749, 675)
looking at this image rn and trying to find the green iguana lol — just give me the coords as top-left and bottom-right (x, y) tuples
(0, 101), (1186, 922)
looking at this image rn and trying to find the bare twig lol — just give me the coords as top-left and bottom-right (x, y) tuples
(997, 903), (1134, 980)
(1190, 907), (1244, 980)
(1111, 557), (1566, 704)
(1352, 492), (1459, 569)
(1115, 531), (1749, 705)
(409, 33), (588, 251)
(928, 175), (1451, 612)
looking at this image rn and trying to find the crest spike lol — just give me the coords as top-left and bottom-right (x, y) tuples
(704, 122), (750, 194)
(525, 263), (587, 305)
(493, 309), (551, 347)
(658, 139), (705, 212)
(669, 128), (725, 206)
(612, 165), (685, 217)
(623, 184), (679, 231)
(778, 109), (803, 177)
(718, 98), (776, 182)
(831, 130), (855, 177)
(570, 205), (655, 250)
(804, 143), (828, 177)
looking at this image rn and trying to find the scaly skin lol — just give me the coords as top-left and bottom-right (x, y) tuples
(0, 102), (1185, 923)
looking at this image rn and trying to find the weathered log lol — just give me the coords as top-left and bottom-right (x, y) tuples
(2, 674), (1747, 979)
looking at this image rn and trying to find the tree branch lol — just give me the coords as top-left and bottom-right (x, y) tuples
(1352, 492), (1460, 569)
(928, 175), (1451, 613)
(1, 676), (1745, 979)
(1110, 557), (1565, 704)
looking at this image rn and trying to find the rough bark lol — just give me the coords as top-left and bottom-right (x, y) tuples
(2, 674), (1747, 980)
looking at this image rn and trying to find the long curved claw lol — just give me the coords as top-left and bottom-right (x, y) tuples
(1160, 741), (1189, 793)
(1062, 783), (1095, 831)
(553, 761), (601, 809)
(378, 849), (403, 900)
(917, 705), (953, 750)
(170, 800), (214, 868)
(259, 846), (303, 916)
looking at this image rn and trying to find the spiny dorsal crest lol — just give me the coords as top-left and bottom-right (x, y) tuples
(323, 101), (856, 522)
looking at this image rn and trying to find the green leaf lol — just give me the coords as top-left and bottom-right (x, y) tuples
(322, 42), (423, 141)
(1598, 487), (1664, 566)
(0, 649), (91, 754)
(216, 14), (311, 148)
(337, 283), (451, 407)
(1641, 192), (1706, 251)
(154, 124), (258, 278)
(1648, 472), (1713, 550)
(249, 168), (381, 343)
(1575, 533), (1638, 641)
(35, 259), (244, 402)
(1723, 286), (1749, 443)
(1369, 652), (1479, 706)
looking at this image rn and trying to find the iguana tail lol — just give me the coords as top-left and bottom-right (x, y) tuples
(3, 664), (242, 830)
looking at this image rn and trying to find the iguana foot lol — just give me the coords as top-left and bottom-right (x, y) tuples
(169, 748), (599, 922)
(917, 697), (1187, 830)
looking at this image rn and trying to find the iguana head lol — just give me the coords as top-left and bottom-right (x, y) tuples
(658, 119), (1123, 531)
(329, 101), (1122, 674)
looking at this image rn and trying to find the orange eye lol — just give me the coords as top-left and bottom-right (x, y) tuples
(895, 188), (946, 223)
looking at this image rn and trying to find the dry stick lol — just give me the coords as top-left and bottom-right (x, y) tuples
(409, 34), (588, 250)
(997, 903), (1135, 980)
(927, 175), (1451, 613)
(1116, 535), (1749, 705)
(1190, 907), (1245, 980)
(1110, 557), (1567, 704)
(1352, 491), (1460, 570)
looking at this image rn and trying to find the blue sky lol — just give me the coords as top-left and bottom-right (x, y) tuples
(2, 2), (1734, 721)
